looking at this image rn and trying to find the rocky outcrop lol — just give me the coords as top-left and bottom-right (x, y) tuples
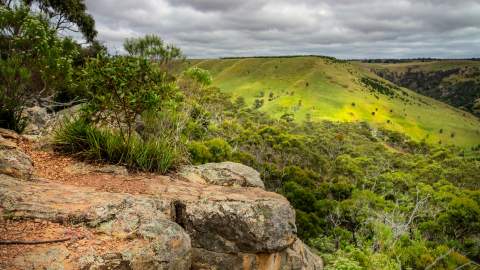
(179, 161), (265, 188)
(0, 129), (33, 180)
(0, 174), (191, 269)
(0, 136), (322, 269)
(192, 239), (323, 270)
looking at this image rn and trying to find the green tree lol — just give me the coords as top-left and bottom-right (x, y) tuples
(1, 0), (97, 42)
(0, 5), (78, 131)
(123, 34), (184, 68)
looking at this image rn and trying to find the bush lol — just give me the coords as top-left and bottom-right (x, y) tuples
(0, 56), (30, 132)
(81, 55), (176, 143)
(53, 118), (177, 173)
(188, 138), (232, 164)
(0, 6), (79, 132)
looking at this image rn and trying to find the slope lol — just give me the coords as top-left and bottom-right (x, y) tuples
(358, 60), (480, 117)
(193, 56), (480, 147)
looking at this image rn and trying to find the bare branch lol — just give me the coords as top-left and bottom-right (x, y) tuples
(0, 237), (71, 245)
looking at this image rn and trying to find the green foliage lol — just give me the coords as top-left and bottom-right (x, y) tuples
(123, 34), (184, 66)
(325, 256), (363, 270)
(183, 67), (212, 86)
(81, 55), (176, 142)
(178, 77), (480, 269)
(22, 0), (97, 42)
(0, 5), (79, 131)
(53, 118), (177, 173)
(188, 138), (232, 164)
(0, 55), (30, 132)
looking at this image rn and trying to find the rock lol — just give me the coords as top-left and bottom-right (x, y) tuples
(66, 162), (129, 176)
(20, 105), (84, 140)
(0, 128), (20, 141)
(22, 106), (51, 136)
(0, 174), (191, 270)
(179, 161), (265, 189)
(182, 198), (296, 253)
(191, 239), (323, 270)
(0, 132), (33, 180)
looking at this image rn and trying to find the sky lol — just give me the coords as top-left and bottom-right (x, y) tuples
(84, 0), (480, 59)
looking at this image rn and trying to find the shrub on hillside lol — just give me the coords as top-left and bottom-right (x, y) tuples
(188, 138), (232, 164)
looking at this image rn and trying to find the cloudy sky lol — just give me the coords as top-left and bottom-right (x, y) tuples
(84, 0), (480, 59)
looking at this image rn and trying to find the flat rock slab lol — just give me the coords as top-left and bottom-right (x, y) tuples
(0, 174), (191, 270)
(178, 161), (265, 189)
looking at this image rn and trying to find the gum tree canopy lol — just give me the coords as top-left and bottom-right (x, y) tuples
(1, 0), (97, 42)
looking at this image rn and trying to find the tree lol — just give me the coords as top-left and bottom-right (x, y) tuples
(123, 34), (184, 68)
(0, 5), (78, 131)
(1, 0), (97, 42)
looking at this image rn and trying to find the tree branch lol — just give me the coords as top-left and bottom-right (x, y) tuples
(0, 237), (71, 245)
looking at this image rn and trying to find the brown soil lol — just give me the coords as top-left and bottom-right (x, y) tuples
(19, 139), (172, 195)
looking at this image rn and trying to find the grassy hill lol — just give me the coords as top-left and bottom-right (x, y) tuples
(192, 56), (480, 147)
(358, 60), (480, 117)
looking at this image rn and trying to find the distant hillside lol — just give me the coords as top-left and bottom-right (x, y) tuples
(192, 57), (480, 147)
(360, 60), (480, 117)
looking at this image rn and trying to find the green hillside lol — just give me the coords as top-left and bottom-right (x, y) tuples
(193, 57), (480, 147)
(358, 60), (480, 117)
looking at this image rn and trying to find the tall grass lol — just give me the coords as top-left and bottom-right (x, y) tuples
(53, 118), (178, 173)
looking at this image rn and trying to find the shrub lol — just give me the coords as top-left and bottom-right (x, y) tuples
(188, 141), (212, 164)
(183, 67), (212, 86)
(188, 138), (232, 164)
(0, 6), (78, 131)
(205, 138), (232, 162)
(81, 55), (176, 143)
(53, 118), (177, 173)
(0, 56), (30, 132)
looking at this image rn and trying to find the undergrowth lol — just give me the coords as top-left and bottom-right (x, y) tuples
(53, 117), (178, 173)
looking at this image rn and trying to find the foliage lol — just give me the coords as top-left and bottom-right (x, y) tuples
(53, 117), (178, 173)
(123, 34), (184, 68)
(176, 73), (480, 269)
(18, 0), (97, 42)
(183, 67), (212, 87)
(0, 55), (30, 132)
(0, 5), (79, 131)
(81, 55), (176, 143)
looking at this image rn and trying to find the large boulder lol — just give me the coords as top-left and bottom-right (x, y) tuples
(0, 174), (191, 270)
(0, 129), (33, 180)
(183, 199), (296, 253)
(178, 161), (265, 189)
(145, 176), (322, 269)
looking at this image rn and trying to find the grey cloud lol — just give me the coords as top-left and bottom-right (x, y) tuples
(84, 0), (480, 59)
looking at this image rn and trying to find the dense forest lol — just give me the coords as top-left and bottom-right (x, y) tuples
(1, 2), (479, 270)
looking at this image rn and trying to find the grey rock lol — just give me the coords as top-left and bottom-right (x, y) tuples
(0, 132), (33, 180)
(179, 161), (265, 189)
(22, 106), (51, 136)
(183, 199), (296, 254)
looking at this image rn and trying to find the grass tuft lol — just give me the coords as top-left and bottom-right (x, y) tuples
(53, 118), (177, 173)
